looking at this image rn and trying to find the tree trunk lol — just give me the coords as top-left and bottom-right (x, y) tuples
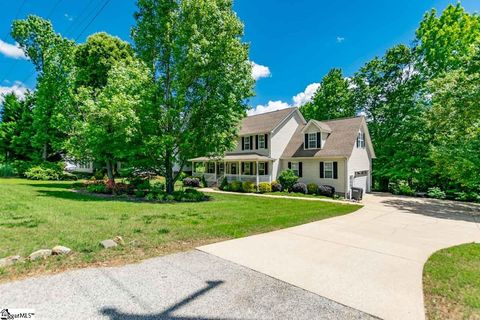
(42, 143), (47, 161)
(106, 160), (115, 190)
(165, 150), (174, 194)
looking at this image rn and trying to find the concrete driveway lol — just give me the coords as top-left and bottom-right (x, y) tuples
(199, 193), (480, 320)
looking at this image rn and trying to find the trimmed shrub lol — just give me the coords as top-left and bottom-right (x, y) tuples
(318, 185), (335, 197)
(291, 182), (307, 194)
(278, 169), (298, 192)
(307, 183), (318, 195)
(258, 182), (272, 193)
(427, 187), (446, 199)
(242, 181), (256, 193)
(87, 183), (107, 194)
(183, 177), (200, 188)
(271, 180), (283, 192)
(229, 180), (242, 192)
(219, 177), (229, 190)
(172, 188), (209, 202)
(25, 162), (73, 181)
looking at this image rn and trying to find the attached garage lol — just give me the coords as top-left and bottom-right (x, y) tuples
(353, 170), (369, 194)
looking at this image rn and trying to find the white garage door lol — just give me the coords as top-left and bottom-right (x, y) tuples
(353, 171), (368, 194)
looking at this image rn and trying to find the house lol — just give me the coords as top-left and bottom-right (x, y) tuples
(190, 107), (375, 197)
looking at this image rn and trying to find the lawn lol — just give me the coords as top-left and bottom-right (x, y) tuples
(423, 243), (480, 319)
(0, 178), (361, 282)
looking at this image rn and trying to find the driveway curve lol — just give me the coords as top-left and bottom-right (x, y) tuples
(199, 193), (480, 320)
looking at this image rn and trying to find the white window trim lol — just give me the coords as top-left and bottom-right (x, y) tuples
(324, 161), (334, 179)
(357, 132), (365, 149)
(244, 136), (251, 150)
(258, 135), (266, 149)
(308, 132), (317, 149)
(258, 162), (266, 175)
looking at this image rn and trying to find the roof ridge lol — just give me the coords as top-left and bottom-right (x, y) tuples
(246, 107), (297, 118)
(321, 115), (364, 123)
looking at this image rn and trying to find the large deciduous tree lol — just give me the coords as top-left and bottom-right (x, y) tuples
(300, 68), (355, 121)
(132, 0), (254, 193)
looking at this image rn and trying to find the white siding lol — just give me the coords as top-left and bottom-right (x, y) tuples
(347, 123), (372, 193)
(279, 158), (347, 194)
(270, 112), (304, 179)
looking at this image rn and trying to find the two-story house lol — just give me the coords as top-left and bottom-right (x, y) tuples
(190, 107), (375, 197)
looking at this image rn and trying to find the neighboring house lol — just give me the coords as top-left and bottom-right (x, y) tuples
(190, 107), (375, 197)
(64, 161), (94, 174)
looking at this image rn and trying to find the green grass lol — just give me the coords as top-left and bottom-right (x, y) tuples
(423, 243), (480, 319)
(264, 191), (333, 199)
(0, 178), (361, 281)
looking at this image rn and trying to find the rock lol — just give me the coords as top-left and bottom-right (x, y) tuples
(100, 239), (118, 249)
(29, 249), (52, 261)
(52, 245), (72, 255)
(0, 255), (21, 268)
(113, 236), (125, 246)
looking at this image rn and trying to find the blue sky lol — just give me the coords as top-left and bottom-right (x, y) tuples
(1, 0), (479, 114)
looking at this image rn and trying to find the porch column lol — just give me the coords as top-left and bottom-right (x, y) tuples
(238, 161), (241, 181)
(214, 161), (217, 181)
(224, 160), (226, 181)
(192, 161), (195, 175)
(256, 160), (259, 191)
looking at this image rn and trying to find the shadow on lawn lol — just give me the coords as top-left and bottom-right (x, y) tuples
(99, 280), (249, 320)
(34, 189), (110, 202)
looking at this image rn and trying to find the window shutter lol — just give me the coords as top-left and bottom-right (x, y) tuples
(320, 162), (324, 178)
(249, 136), (253, 150)
(333, 161), (338, 179)
(264, 134), (268, 149)
(288, 162), (291, 169)
(265, 162), (269, 175)
(255, 135), (259, 150)
(241, 162), (245, 173)
(316, 132), (321, 148)
(242, 137), (245, 150)
(304, 133), (309, 149)
(299, 162), (303, 177)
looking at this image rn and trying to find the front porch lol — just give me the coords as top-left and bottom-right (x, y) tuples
(190, 154), (273, 186)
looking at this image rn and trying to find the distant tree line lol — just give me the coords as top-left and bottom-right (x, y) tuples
(301, 4), (480, 199)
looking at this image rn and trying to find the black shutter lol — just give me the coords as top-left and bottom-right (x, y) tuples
(255, 135), (259, 150)
(265, 162), (269, 175)
(264, 134), (268, 149)
(288, 162), (292, 169)
(249, 136), (253, 150)
(356, 134), (359, 148)
(316, 132), (321, 148)
(242, 137), (245, 150)
(241, 162), (245, 173)
(333, 161), (338, 179)
(320, 162), (324, 178)
(304, 133), (309, 149)
(299, 162), (303, 177)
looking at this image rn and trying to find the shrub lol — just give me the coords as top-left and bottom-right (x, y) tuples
(118, 167), (134, 178)
(110, 183), (135, 195)
(258, 182), (272, 193)
(25, 162), (67, 180)
(389, 181), (415, 196)
(271, 180), (283, 192)
(427, 187), (446, 199)
(136, 180), (151, 191)
(0, 163), (15, 177)
(278, 169), (298, 192)
(183, 177), (200, 188)
(201, 175), (208, 188)
(307, 183), (318, 195)
(93, 169), (106, 180)
(291, 182), (307, 194)
(151, 181), (165, 194)
(453, 191), (480, 202)
(229, 180), (242, 192)
(172, 188), (208, 202)
(242, 181), (256, 193)
(87, 184), (107, 194)
(60, 172), (78, 181)
(11, 160), (33, 176)
(318, 185), (335, 197)
(219, 177), (229, 190)
(178, 171), (188, 181)
(145, 193), (156, 201)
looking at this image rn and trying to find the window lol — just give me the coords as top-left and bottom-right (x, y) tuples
(258, 162), (265, 175)
(258, 135), (265, 149)
(207, 162), (215, 174)
(230, 163), (237, 175)
(244, 136), (251, 150)
(357, 132), (365, 148)
(243, 162), (252, 175)
(324, 162), (333, 179)
(308, 133), (317, 149)
(291, 162), (299, 176)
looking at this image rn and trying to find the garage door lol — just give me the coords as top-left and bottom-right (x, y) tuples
(353, 171), (368, 194)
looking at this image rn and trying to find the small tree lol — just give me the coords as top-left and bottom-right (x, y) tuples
(278, 169), (298, 192)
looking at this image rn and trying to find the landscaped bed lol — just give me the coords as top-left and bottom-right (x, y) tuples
(0, 178), (361, 282)
(423, 243), (480, 319)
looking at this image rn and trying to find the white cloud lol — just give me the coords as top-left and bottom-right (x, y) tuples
(336, 36), (345, 43)
(293, 82), (320, 107)
(251, 61), (271, 81)
(64, 13), (74, 21)
(247, 100), (290, 116)
(0, 81), (28, 103)
(0, 40), (26, 59)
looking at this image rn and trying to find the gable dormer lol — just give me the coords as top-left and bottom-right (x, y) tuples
(301, 120), (332, 150)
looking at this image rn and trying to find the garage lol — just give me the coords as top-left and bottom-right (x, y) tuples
(353, 170), (369, 194)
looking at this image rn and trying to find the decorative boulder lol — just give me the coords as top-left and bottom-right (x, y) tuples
(100, 239), (118, 249)
(29, 249), (52, 261)
(52, 246), (72, 255)
(0, 255), (21, 268)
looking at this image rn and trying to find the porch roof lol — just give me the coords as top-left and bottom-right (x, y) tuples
(190, 153), (274, 162)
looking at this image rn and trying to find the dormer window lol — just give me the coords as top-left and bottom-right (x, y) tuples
(304, 132), (321, 149)
(357, 132), (365, 148)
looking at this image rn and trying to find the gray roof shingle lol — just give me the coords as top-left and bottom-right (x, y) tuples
(240, 108), (297, 135)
